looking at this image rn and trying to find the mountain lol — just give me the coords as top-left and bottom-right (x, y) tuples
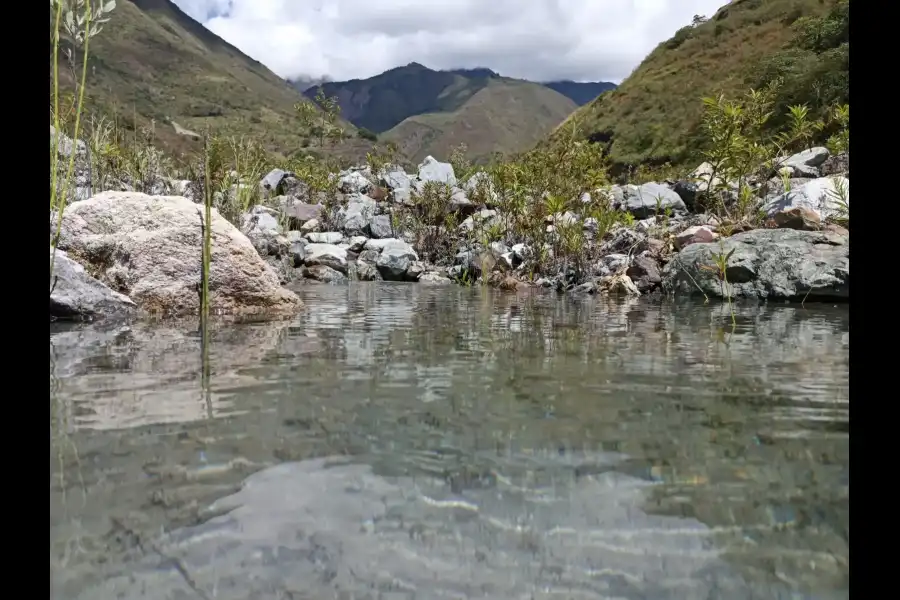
(554, 0), (848, 170)
(381, 78), (577, 164)
(542, 81), (617, 106)
(299, 63), (591, 163)
(52, 0), (368, 161)
(299, 63), (503, 135)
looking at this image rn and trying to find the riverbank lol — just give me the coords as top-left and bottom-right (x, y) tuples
(49, 123), (849, 322)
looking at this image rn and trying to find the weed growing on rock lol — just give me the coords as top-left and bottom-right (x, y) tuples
(700, 243), (738, 326)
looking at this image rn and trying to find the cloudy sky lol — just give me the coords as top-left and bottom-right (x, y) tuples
(173, 0), (726, 84)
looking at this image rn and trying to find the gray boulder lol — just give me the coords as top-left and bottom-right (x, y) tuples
(305, 231), (343, 245)
(369, 214), (394, 239)
(302, 264), (349, 284)
(339, 195), (376, 235)
(282, 202), (324, 229)
(260, 169), (292, 196)
(339, 170), (372, 195)
(354, 260), (382, 281)
(50, 247), (136, 320)
(374, 241), (419, 281)
(763, 177), (849, 221)
(416, 156), (456, 187)
(52, 192), (301, 316)
(611, 183), (687, 219)
(626, 255), (662, 293)
(778, 147), (830, 178)
(303, 243), (349, 274)
(240, 205), (284, 257)
(662, 228), (848, 301)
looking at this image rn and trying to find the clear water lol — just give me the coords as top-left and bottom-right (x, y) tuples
(50, 284), (849, 599)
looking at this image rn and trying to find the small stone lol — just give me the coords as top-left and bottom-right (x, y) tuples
(675, 225), (719, 250)
(773, 207), (822, 231)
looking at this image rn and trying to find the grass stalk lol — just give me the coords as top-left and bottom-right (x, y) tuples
(50, 0), (95, 292)
(201, 132), (212, 323)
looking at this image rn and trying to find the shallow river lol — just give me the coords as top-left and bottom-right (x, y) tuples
(50, 284), (849, 599)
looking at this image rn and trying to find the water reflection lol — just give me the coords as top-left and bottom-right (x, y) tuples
(50, 284), (849, 599)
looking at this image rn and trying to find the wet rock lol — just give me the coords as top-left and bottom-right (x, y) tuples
(302, 264), (348, 284)
(355, 260), (382, 281)
(573, 280), (597, 295)
(357, 249), (380, 264)
(303, 243), (349, 274)
(611, 183), (687, 219)
(286, 232), (307, 267)
(675, 225), (719, 250)
(595, 253), (630, 277)
(763, 177), (849, 221)
(626, 256), (662, 293)
(50, 247), (136, 320)
(419, 271), (452, 284)
(376, 243), (419, 281)
(598, 273), (641, 296)
(406, 261), (426, 281)
(773, 207), (822, 231)
(52, 191), (301, 316)
(662, 228), (849, 301)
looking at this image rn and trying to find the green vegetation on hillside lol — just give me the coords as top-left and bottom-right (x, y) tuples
(557, 0), (849, 170)
(383, 79), (577, 164)
(51, 0), (371, 163)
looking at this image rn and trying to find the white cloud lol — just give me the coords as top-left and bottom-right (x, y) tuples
(172, 0), (726, 84)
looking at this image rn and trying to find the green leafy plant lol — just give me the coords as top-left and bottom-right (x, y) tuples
(700, 242), (737, 325)
(294, 88), (343, 148)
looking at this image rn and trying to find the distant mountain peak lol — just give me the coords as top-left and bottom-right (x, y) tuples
(445, 67), (499, 79)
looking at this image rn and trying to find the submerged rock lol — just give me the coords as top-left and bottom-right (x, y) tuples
(52, 191), (302, 317)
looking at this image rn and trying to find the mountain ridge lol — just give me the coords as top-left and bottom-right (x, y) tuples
(51, 0), (371, 162)
(552, 0), (848, 170)
(298, 63), (616, 135)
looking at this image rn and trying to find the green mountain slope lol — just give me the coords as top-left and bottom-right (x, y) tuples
(301, 63), (500, 134)
(53, 0), (369, 161)
(555, 0), (848, 169)
(382, 78), (578, 164)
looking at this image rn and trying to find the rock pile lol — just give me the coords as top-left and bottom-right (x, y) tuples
(49, 142), (849, 321)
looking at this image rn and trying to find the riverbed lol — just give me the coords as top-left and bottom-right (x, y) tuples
(50, 283), (849, 599)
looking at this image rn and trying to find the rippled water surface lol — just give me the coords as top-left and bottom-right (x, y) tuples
(50, 284), (849, 599)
